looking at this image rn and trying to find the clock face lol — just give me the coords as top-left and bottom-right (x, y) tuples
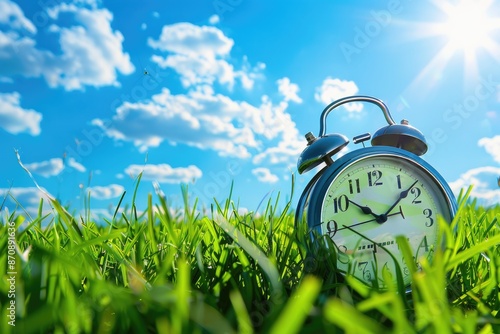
(318, 153), (453, 288)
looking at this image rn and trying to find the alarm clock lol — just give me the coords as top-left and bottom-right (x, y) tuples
(295, 95), (457, 288)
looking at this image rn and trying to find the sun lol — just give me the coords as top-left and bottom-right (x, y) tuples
(432, 0), (500, 81)
(439, 1), (495, 52)
(404, 0), (500, 92)
(435, 0), (500, 61)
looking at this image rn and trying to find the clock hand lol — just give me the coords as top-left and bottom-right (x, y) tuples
(348, 199), (382, 219)
(376, 180), (418, 223)
(337, 208), (404, 232)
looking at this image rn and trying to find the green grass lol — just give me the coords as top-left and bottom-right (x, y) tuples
(0, 179), (499, 333)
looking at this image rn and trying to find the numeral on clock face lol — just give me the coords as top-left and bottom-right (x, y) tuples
(367, 170), (383, 187)
(348, 178), (361, 194)
(333, 195), (349, 213)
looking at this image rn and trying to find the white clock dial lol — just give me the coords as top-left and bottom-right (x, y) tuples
(319, 155), (452, 287)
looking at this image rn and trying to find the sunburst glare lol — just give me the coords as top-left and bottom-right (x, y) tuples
(437, 0), (500, 78)
(440, 1), (495, 51)
(403, 0), (500, 92)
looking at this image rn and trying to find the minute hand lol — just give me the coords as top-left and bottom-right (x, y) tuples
(376, 179), (418, 223)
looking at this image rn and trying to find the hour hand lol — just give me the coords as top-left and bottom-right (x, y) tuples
(348, 199), (382, 219)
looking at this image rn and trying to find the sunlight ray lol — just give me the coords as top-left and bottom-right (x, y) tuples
(405, 43), (456, 95)
(397, 0), (500, 95)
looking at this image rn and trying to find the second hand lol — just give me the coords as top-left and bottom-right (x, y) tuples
(336, 206), (405, 232)
(311, 206), (405, 231)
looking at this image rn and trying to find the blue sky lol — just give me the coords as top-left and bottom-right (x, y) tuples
(1, 0), (499, 220)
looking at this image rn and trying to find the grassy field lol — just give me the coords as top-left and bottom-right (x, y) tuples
(0, 178), (499, 333)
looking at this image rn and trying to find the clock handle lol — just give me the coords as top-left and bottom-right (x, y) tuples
(318, 96), (396, 137)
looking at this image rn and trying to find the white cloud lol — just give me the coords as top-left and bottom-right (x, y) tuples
(478, 135), (500, 164)
(277, 77), (302, 103)
(87, 184), (125, 199)
(93, 87), (256, 157)
(0, 3), (133, 91)
(449, 166), (500, 206)
(90, 21), (303, 169)
(0, 0), (36, 33)
(148, 22), (233, 58)
(0, 187), (53, 219)
(94, 87), (304, 164)
(1, 187), (45, 207)
(252, 168), (279, 183)
(46, 4), (134, 89)
(0, 92), (42, 135)
(252, 133), (304, 166)
(0, 76), (13, 83)
(209, 15), (220, 25)
(252, 98), (305, 166)
(315, 77), (363, 113)
(67, 157), (86, 172)
(148, 22), (261, 90)
(25, 158), (64, 177)
(124, 164), (203, 184)
(73, 0), (101, 8)
(0, 31), (48, 79)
